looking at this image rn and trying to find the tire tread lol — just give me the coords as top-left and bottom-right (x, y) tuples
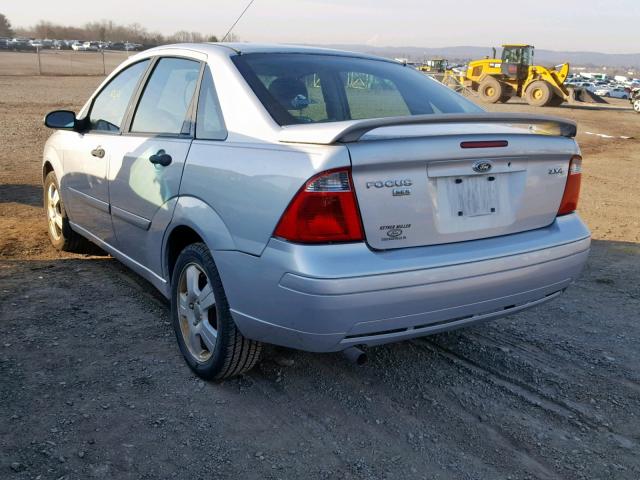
(172, 242), (262, 380)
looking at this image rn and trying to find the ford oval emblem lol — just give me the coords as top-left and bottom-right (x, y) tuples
(472, 160), (493, 173)
(387, 228), (403, 238)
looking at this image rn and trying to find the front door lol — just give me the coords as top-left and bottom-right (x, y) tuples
(62, 59), (150, 242)
(108, 57), (202, 272)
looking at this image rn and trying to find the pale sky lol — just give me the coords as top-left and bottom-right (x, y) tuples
(3, 0), (639, 54)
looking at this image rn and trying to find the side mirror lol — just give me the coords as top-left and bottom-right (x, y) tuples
(44, 110), (77, 130)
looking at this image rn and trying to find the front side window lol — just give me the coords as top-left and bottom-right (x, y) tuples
(89, 60), (150, 132)
(233, 53), (481, 126)
(131, 57), (201, 135)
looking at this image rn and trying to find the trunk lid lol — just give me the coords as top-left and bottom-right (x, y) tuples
(347, 124), (579, 249)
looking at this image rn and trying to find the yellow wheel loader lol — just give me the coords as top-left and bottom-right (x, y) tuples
(463, 45), (570, 107)
(418, 58), (448, 74)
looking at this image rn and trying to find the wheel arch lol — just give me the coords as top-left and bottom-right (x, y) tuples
(163, 196), (236, 282)
(42, 143), (64, 182)
(43, 161), (54, 180)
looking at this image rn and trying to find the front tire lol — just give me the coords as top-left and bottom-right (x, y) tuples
(171, 243), (262, 380)
(478, 77), (503, 103)
(525, 80), (553, 107)
(43, 171), (85, 251)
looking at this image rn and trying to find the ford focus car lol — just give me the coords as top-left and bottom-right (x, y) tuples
(42, 43), (590, 379)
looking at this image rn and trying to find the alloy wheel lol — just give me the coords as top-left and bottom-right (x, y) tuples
(177, 263), (218, 362)
(46, 182), (63, 241)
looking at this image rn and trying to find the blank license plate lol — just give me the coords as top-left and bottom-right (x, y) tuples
(447, 174), (499, 217)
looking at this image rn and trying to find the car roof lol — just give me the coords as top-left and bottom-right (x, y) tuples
(146, 42), (399, 64)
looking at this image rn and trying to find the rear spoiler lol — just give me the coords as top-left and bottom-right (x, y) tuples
(278, 113), (577, 145)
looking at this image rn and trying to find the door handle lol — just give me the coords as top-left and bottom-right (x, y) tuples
(149, 149), (172, 167)
(91, 146), (105, 158)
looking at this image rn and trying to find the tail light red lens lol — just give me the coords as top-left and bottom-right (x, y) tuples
(274, 168), (364, 243)
(557, 155), (582, 216)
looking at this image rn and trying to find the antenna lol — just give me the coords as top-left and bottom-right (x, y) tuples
(221, 0), (257, 42)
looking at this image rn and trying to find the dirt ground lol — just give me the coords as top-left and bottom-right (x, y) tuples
(1, 75), (639, 480)
(0, 51), (131, 76)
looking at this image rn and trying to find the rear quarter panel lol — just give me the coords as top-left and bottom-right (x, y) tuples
(180, 141), (351, 255)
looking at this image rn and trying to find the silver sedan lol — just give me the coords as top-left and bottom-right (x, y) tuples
(42, 43), (590, 379)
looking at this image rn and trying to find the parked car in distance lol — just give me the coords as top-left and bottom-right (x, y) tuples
(572, 81), (597, 92)
(594, 86), (630, 99)
(583, 82), (598, 92)
(0, 37), (9, 49)
(42, 44), (590, 379)
(9, 38), (35, 51)
(106, 42), (128, 51)
(124, 42), (143, 51)
(71, 41), (99, 51)
(53, 40), (72, 50)
(83, 41), (100, 51)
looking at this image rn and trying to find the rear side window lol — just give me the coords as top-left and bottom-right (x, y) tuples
(89, 60), (149, 132)
(233, 53), (481, 126)
(131, 57), (201, 135)
(195, 67), (227, 140)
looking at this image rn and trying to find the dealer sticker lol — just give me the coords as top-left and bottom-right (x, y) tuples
(380, 224), (411, 241)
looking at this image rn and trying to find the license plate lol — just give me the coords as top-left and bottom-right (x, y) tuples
(445, 174), (499, 217)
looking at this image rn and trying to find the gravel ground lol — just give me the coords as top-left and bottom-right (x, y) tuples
(0, 75), (639, 479)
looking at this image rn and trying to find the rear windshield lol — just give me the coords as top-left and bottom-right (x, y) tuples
(232, 53), (482, 126)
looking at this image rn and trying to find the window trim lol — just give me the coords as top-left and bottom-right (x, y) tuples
(83, 58), (153, 135)
(122, 55), (205, 139)
(194, 65), (228, 141)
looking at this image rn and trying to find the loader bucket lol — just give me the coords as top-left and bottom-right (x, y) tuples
(569, 87), (608, 104)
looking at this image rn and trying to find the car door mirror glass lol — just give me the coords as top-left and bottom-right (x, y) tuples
(44, 110), (76, 130)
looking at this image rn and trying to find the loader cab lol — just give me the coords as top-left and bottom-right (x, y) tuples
(500, 44), (534, 79)
(428, 58), (447, 73)
(418, 58), (448, 73)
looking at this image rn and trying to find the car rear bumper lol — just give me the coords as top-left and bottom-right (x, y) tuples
(214, 214), (590, 352)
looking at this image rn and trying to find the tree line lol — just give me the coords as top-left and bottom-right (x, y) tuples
(0, 14), (237, 45)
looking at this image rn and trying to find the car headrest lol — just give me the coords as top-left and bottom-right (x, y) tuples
(268, 77), (310, 110)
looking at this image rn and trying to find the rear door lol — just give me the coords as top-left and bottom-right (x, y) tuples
(107, 56), (203, 269)
(348, 127), (578, 249)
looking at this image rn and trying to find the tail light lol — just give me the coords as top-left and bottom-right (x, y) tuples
(274, 168), (364, 243)
(557, 155), (582, 216)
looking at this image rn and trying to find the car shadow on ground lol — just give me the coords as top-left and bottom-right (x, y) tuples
(0, 184), (43, 207)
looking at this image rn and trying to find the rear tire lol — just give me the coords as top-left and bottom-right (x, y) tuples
(478, 77), (503, 103)
(171, 243), (262, 380)
(43, 171), (85, 252)
(525, 81), (553, 107)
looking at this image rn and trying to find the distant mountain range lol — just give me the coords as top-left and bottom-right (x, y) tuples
(318, 44), (640, 71)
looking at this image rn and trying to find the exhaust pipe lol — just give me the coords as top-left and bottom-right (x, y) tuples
(342, 346), (367, 365)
